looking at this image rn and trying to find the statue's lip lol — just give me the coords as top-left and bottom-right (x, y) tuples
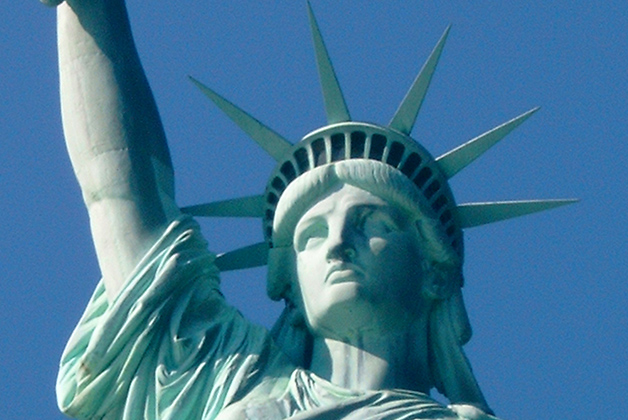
(326, 263), (364, 284)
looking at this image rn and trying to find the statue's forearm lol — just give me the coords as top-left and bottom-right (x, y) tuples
(58, 1), (179, 299)
(58, 0), (174, 203)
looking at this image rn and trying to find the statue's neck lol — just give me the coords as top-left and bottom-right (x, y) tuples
(309, 324), (431, 393)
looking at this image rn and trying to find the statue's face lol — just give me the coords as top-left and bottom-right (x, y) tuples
(292, 183), (426, 339)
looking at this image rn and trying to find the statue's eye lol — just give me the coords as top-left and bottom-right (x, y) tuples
(360, 208), (400, 237)
(295, 222), (328, 251)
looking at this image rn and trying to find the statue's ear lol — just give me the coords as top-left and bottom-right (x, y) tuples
(268, 245), (308, 322)
(275, 272), (306, 328)
(421, 260), (459, 301)
(267, 246), (296, 301)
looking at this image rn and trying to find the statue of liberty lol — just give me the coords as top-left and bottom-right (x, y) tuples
(45, 0), (575, 418)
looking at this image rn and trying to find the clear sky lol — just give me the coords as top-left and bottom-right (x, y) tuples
(2, 1), (627, 419)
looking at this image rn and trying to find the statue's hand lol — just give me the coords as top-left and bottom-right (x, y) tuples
(40, 0), (64, 6)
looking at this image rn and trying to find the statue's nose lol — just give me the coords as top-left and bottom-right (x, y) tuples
(325, 223), (357, 262)
(326, 241), (356, 262)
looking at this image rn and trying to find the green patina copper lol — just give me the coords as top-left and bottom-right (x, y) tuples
(46, 0), (575, 419)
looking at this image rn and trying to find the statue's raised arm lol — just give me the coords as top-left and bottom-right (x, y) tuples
(53, 0), (179, 299)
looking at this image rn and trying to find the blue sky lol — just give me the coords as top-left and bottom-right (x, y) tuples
(2, 2), (627, 419)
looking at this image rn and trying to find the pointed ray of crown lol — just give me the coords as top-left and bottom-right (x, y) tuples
(183, 5), (577, 271)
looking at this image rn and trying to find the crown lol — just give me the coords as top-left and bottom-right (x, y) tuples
(182, 3), (576, 272)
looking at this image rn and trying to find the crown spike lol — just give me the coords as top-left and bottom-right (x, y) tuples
(307, 2), (351, 124)
(455, 199), (578, 229)
(215, 242), (269, 271)
(436, 107), (540, 179)
(389, 25), (451, 135)
(181, 195), (265, 218)
(190, 77), (292, 161)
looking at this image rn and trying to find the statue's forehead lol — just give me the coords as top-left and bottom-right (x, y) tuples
(297, 183), (391, 221)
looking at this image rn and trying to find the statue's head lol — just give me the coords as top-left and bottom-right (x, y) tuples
(264, 127), (464, 340)
(183, 4), (575, 413)
(273, 167), (458, 338)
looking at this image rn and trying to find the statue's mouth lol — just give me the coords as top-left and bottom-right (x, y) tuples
(326, 263), (364, 284)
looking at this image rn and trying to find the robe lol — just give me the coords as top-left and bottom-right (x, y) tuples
(57, 217), (499, 420)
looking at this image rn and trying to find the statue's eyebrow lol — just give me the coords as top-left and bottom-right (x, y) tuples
(293, 216), (329, 251)
(294, 213), (326, 238)
(352, 204), (410, 231)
